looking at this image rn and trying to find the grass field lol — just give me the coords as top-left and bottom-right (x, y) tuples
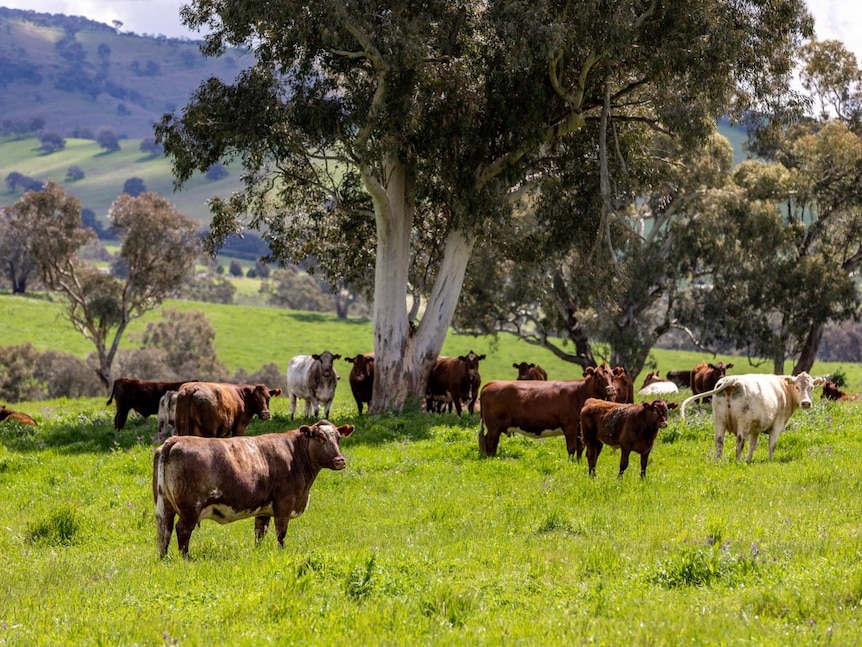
(1, 293), (862, 645)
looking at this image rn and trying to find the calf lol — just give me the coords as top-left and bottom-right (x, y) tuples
(426, 350), (486, 415)
(286, 351), (341, 419)
(638, 371), (679, 396)
(107, 378), (187, 431)
(611, 366), (634, 404)
(174, 382), (282, 437)
(680, 372), (826, 461)
(0, 404), (36, 426)
(580, 398), (677, 477)
(478, 363), (617, 459)
(153, 419), (354, 558)
(157, 390), (178, 440)
(513, 362), (548, 381)
(821, 381), (853, 401)
(344, 354), (374, 415)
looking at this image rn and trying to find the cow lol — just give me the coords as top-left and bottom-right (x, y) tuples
(821, 381), (849, 401)
(611, 366), (634, 404)
(680, 372), (826, 461)
(477, 362), (617, 459)
(153, 419), (354, 558)
(107, 378), (188, 431)
(426, 350), (486, 416)
(157, 390), (178, 440)
(0, 404), (36, 426)
(174, 382), (282, 438)
(286, 351), (341, 419)
(638, 371), (679, 396)
(690, 361), (734, 403)
(665, 370), (692, 388)
(344, 354), (374, 415)
(513, 362), (548, 381)
(580, 398), (677, 478)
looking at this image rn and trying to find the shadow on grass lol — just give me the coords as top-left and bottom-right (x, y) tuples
(285, 312), (370, 326)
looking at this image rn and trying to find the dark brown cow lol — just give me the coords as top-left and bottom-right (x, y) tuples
(173, 382), (282, 437)
(344, 354), (374, 415)
(107, 378), (188, 431)
(580, 397), (677, 478)
(153, 419), (354, 558)
(513, 362), (548, 381)
(821, 381), (858, 401)
(478, 362), (617, 459)
(690, 361), (734, 403)
(665, 370), (692, 388)
(0, 404), (36, 425)
(611, 366), (634, 404)
(426, 350), (486, 416)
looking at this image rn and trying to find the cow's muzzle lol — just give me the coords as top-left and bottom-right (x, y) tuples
(801, 400), (812, 409)
(260, 411), (272, 420)
(331, 457), (347, 470)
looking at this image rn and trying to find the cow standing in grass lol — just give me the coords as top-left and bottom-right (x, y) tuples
(286, 351), (341, 419)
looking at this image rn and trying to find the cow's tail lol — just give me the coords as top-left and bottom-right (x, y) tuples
(153, 441), (172, 557)
(106, 381), (117, 406)
(174, 390), (190, 436)
(478, 416), (488, 457)
(680, 378), (733, 422)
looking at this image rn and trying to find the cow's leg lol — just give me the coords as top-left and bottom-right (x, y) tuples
(639, 451), (650, 478)
(289, 394), (297, 420)
(273, 516), (291, 548)
(254, 516), (270, 544)
(114, 404), (131, 431)
(586, 442), (602, 477)
(482, 425), (502, 456)
(746, 431), (761, 462)
(767, 426), (783, 460)
(714, 419), (727, 459)
(307, 398), (315, 418)
(156, 508), (175, 558)
(618, 448), (631, 478)
(324, 401), (332, 419)
(175, 516), (196, 559)
(735, 426), (750, 460)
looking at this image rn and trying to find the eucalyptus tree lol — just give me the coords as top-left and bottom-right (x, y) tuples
(157, 0), (812, 411)
(13, 182), (200, 389)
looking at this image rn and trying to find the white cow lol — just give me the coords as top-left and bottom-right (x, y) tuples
(637, 371), (679, 397)
(157, 390), (178, 441)
(680, 372), (826, 461)
(286, 351), (341, 419)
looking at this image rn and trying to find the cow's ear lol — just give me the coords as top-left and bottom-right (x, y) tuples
(338, 424), (355, 437)
(512, 363), (518, 369)
(814, 377), (827, 386)
(345, 357), (354, 363)
(300, 425), (314, 437)
(726, 363), (734, 369)
(312, 354), (321, 360)
(270, 388), (282, 397)
(458, 355), (467, 361)
(479, 354), (486, 360)
(333, 354), (342, 360)
(667, 402), (678, 409)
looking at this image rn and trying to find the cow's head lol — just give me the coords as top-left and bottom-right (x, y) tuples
(584, 362), (616, 399)
(313, 351), (342, 380)
(709, 362), (734, 377)
(0, 405), (10, 421)
(301, 420), (354, 470)
(643, 399), (678, 428)
(822, 381), (847, 401)
(458, 350), (486, 381)
(345, 354), (374, 381)
(513, 362), (536, 380)
(787, 372), (827, 409)
(248, 385), (281, 420)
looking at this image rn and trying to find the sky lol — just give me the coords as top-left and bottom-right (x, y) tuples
(0, 1), (860, 56)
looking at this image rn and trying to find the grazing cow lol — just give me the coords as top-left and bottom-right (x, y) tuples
(513, 362), (548, 381)
(286, 351), (341, 419)
(611, 366), (634, 404)
(690, 361), (734, 403)
(638, 371), (679, 397)
(426, 350), (486, 416)
(665, 370), (692, 388)
(107, 378), (187, 431)
(174, 382), (282, 437)
(0, 404), (36, 426)
(478, 362), (617, 459)
(153, 419), (354, 558)
(157, 390), (178, 440)
(580, 398), (677, 477)
(680, 372), (826, 461)
(344, 354), (374, 415)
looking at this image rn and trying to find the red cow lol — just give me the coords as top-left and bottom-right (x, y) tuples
(426, 350), (486, 416)
(821, 381), (851, 401)
(173, 382), (282, 437)
(690, 361), (734, 403)
(107, 378), (188, 431)
(478, 363), (617, 459)
(344, 354), (375, 415)
(665, 370), (692, 388)
(153, 419), (354, 558)
(611, 366), (634, 404)
(0, 404), (36, 425)
(513, 362), (548, 381)
(580, 398), (677, 478)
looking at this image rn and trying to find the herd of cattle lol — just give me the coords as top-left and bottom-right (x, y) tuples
(0, 352), (848, 557)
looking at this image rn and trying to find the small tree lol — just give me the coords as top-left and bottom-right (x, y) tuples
(138, 307), (227, 380)
(123, 177), (146, 197)
(228, 259), (243, 277)
(38, 131), (66, 154)
(15, 182), (200, 389)
(0, 206), (36, 294)
(96, 128), (121, 153)
(66, 166), (85, 182)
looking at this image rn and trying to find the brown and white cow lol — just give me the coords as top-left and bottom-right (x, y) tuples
(513, 362), (548, 381)
(690, 361), (734, 403)
(680, 372), (826, 461)
(286, 351), (341, 419)
(426, 350), (486, 416)
(665, 370), (692, 389)
(0, 404), (36, 426)
(580, 397), (677, 478)
(344, 354), (374, 415)
(637, 371), (679, 396)
(478, 363), (617, 459)
(153, 419), (354, 558)
(107, 378), (188, 431)
(173, 382), (282, 437)
(611, 366), (634, 404)
(157, 390), (178, 440)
